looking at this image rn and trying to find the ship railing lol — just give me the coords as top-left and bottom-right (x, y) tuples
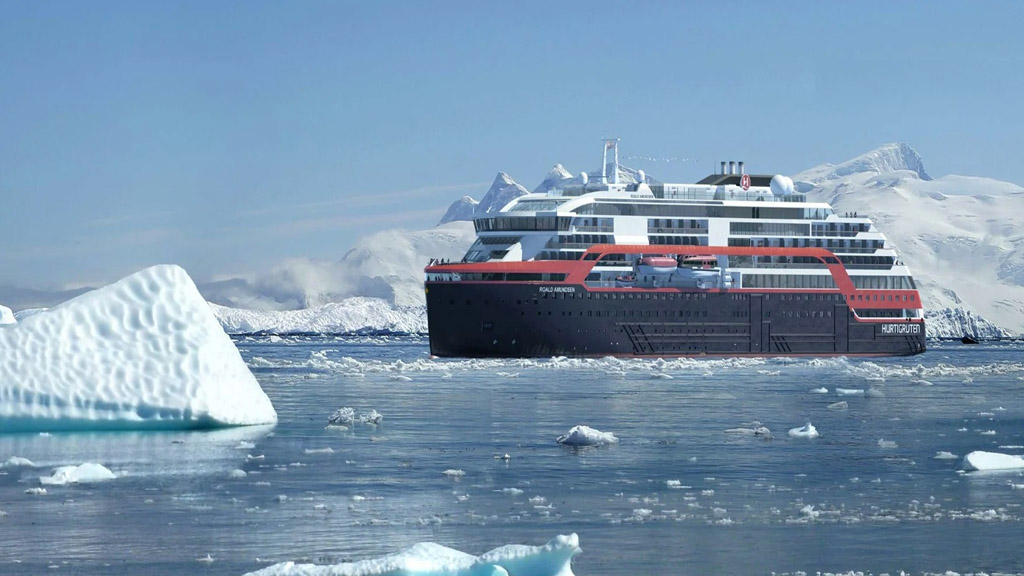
(647, 227), (707, 234)
(570, 225), (614, 233)
(544, 241), (598, 250)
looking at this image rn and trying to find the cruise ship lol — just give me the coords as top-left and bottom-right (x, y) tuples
(424, 141), (925, 357)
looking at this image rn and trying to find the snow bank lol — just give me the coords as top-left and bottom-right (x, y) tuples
(0, 265), (277, 431)
(556, 425), (618, 447)
(962, 451), (1024, 472)
(245, 533), (581, 576)
(39, 463), (116, 485)
(0, 304), (15, 325)
(211, 298), (426, 335)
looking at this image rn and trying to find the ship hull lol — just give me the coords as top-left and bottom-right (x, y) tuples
(426, 282), (926, 358)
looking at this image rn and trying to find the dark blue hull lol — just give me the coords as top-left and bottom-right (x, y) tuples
(425, 282), (926, 358)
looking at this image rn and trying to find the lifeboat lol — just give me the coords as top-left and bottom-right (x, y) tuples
(614, 274), (637, 287)
(636, 256), (677, 275)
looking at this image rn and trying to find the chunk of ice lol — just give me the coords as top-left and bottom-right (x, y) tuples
(39, 462), (115, 485)
(556, 425), (618, 447)
(788, 423), (819, 438)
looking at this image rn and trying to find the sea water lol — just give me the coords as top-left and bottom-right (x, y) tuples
(1, 338), (1023, 575)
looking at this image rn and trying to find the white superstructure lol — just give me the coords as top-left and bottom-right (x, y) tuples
(459, 141), (917, 312)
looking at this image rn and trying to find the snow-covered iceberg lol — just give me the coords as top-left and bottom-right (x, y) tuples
(245, 533), (581, 576)
(0, 265), (277, 431)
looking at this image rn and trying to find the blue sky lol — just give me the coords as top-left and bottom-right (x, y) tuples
(2, 1), (1022, 289)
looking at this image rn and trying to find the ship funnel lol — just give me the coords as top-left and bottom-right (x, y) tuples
(720, 161), (727, 175)
(729, 161), (736, 175)
(738, 161), (745, 175)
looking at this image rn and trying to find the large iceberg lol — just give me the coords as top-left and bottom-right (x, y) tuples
(0, 265), (277, 431)
(962, 451), (1024, 472)
(246, 533), (580, 576)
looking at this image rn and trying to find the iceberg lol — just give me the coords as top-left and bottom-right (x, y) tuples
(556, 425), (618, 447)
(962, 451), (1024, 472)
(245, 533), (581, 576)
(0, 265), (277, 431)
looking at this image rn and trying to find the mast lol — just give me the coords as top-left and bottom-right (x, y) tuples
(601, 138), (619, 184)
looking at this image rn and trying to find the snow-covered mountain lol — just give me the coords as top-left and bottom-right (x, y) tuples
(795, 142), (931, 190)
(533, 164), (575, 195)
(438, 196), (479, 225)
(439, 173), (530, 225)
(796, 143), (1024, 338)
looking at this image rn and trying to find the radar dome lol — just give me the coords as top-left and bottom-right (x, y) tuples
(580, 172), (589, 185)
(637, 169), (646, 184)
(770, 175), (795, 197)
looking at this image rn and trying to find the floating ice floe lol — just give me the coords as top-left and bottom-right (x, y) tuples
(556, 425), (619, 447)
(327, 407), (383, 428)
(835, 388), (864, 396)
(327, 407), (355, 427)
(827, 401), (848, 411)
(865, 387), (885, 398)
(245, 533), (581, 576)
(788, 423), (819, 438)
(809, 387), (829, 394)
(0, 265), (277, 431)
(934, 451), (958, 460)
(877, 439), (898, 449)
(441, 469), (465, 478)
(39, 463), (116, 486)
(962, 451), (1024, 472)
(724, 422), (771, 437)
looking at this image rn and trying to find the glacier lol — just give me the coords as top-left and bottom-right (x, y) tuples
(0, 265), (277, 431)
(211, 297), (426, 334)
(245, 533), (580, 576)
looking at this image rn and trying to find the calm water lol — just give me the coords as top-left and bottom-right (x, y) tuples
(2, 338), (1024, 575)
